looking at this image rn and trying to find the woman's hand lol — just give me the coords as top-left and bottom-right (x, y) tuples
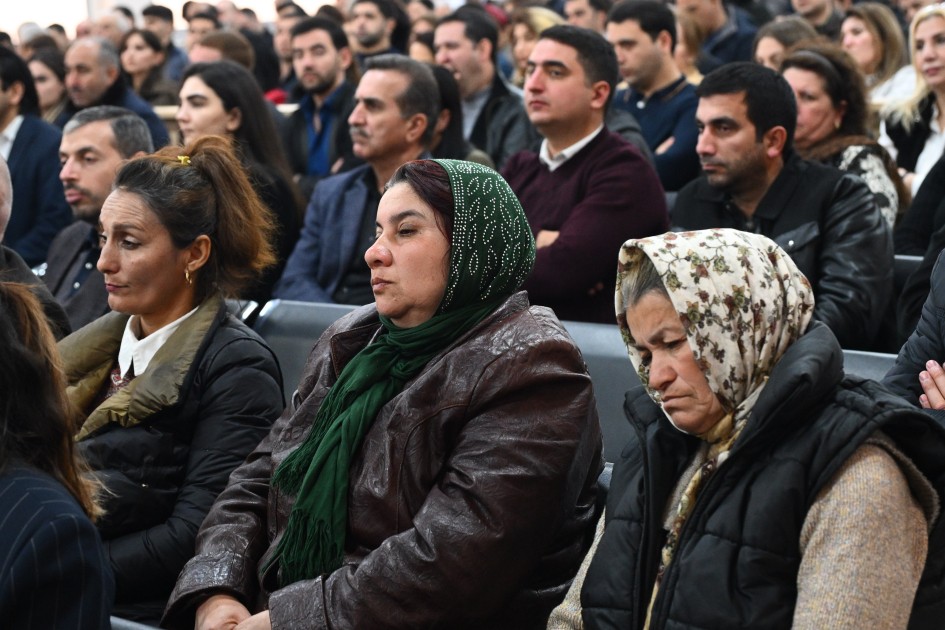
(918, 360), (945, 409)
(235, 611), (271, 630)
(195, 594), (252, 630)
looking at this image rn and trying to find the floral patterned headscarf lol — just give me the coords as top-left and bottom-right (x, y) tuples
(615, 229), (815, 627)
(615, 228), (815, 431)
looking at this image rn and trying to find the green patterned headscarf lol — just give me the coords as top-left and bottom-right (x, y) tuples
(271, 159), (535, 585)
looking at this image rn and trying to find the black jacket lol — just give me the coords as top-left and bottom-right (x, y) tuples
(283, 82), (358, 201)
(58, 297), (284, 621)
(42, 221), (109, 331)
(583, 323), (945, 629)
(885, 94), (935, 175)
(0, 244), (70, 339)
(673, 154), (892, 349)
(886, 249), (945, 408)
(469, 74), (538, 169)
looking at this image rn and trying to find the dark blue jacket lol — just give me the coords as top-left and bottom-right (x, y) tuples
(0, 464), (114, 628)
(4, 115), (74, 267)
(54, 83), (169, 149)
(613, 77), (699, 191)
(274, 164), (373, 303)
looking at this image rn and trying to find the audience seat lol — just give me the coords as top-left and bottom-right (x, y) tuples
(842, 349), (898, 382)
(225, 298), (260, 325)
(561, 320), (640, 462)
(111, 617), (159, 630)
(252, 300), (356, 399)
(894, 254), (923, 296)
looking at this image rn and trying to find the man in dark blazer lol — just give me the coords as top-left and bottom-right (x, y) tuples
(274, 55), (434, 304)
(0, 156), (71, 339)
(0, 47), (73, 267)
(43, 106), (152, 331)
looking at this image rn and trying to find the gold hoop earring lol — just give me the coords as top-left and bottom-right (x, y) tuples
(185, 269), (193, 286)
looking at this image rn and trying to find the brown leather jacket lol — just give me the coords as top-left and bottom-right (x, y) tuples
(163, 292), (603, 629)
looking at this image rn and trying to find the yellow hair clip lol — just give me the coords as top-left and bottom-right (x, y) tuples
(177, 155), (191, 165)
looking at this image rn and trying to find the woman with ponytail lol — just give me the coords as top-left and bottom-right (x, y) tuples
(57, 136), (285, 623)
(164, 159), (603, 630)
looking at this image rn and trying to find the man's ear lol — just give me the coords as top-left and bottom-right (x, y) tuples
(339, 46), (354, 71)
(105, 63), (120, 84)
(762, 125), (788, 158)
(6, 81), (25, 108)
(475, 37), (493, 64)
(656, 30), (673, 55)
(589, 80), (610, 111)
(385, 17), (396, 37)
(404, 112), (427, 144)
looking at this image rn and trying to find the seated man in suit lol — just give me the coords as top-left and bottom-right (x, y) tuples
(0, 156), (70, 338)
(0, 47), (73, 267)
(274, 55), (435, 305)
(43, 106), (152, 331)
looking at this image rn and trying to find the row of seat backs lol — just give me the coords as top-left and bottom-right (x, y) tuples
(250, 300), (900, 462)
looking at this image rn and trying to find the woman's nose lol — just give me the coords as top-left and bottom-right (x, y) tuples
(364, 239), (391, 268)
(647, 355), (674, 393)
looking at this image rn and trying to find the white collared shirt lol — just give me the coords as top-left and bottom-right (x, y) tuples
(0, 115), (24, 161)
(117, 306), (199, 377)
(538, 124), (604, 172)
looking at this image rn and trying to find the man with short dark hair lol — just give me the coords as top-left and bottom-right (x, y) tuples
(348, 0), (398, 64)
(275, 55), (435, 305)
(434, 9), (535, 168)
(675, 0), (757, 65)
(502, 25), (668, 323)
(44, 106), (153, 330)
(606, 0), (700, 191)
(273, 4), (307, 93)
(792, 0), (843, 40)
(565, 0), (612, 34)
(56, 37), (169, 148)
(142, 4), (189, 82)
(283, 17), (357, 199)
(0, 47), (72, 267)
(185, 11), (221, 51)
(674, 62), (891, 348)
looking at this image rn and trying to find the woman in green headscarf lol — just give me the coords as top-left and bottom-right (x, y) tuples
(163, 159), (604, 630)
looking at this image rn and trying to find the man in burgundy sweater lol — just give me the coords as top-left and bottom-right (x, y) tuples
(502, 25), (668, 324)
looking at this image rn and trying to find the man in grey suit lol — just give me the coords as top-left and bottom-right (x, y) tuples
(42, 106), (152, 331)
(274, 55), (435, 305)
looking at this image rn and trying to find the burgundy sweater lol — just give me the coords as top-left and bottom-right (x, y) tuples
(502, 129), (669, 323)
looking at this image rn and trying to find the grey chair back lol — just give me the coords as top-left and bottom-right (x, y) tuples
(253, 300), (357, 400)
(842, 349), (898, 382)
(110, 617), (160, 630)
(561, 320), (640, 462)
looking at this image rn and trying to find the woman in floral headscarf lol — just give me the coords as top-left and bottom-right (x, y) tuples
(551, 229), (945, 630)
(163, 159), (603, 630)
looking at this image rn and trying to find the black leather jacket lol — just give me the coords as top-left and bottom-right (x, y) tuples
(673, 153), (893, 349)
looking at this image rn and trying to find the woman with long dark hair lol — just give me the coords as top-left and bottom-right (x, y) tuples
(0, 282), (112, 627)
(177, 60), (302, 304)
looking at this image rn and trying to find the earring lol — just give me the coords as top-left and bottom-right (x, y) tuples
(185, 269), (193, 286)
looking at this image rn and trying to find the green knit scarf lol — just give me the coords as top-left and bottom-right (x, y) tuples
(270, 159), (535, 585)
